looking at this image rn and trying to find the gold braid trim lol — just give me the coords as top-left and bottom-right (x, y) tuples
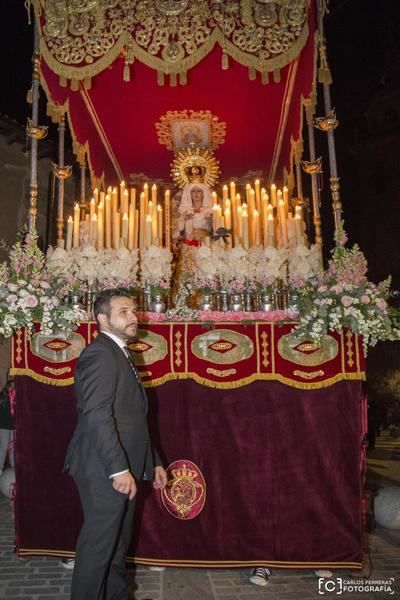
(10, 367), (365, 389)
(34, 0), (309, 85)
(129, 557), (362, 569)
(17, 547), (362, 569)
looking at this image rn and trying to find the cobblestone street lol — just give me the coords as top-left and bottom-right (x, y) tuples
(1, 432), (399, 600)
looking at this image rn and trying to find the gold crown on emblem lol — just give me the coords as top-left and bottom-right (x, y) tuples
(171, 463), (197, 480)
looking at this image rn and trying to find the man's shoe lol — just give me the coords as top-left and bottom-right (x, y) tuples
(249, 567), (271, 587)
(61, 558), (75, 570)
(315, 569), (332, 578)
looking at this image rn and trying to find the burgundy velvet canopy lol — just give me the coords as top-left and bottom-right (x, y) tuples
(36, 1), (317, 185)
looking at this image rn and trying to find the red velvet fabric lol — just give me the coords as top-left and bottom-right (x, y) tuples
(14, 376), (363, 567)
(40, 8), (316, 183)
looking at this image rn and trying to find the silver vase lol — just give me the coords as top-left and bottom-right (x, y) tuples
(70, 294), (82, 310)
(244, 289), (254, 312)
(259, 292), (274, 312)
(149, 293), (166, 313)
(219, 289), (229, 312)
(199, 292), (214, 311)
(287, 292), (299, 313)
(230, 293), (244, 312)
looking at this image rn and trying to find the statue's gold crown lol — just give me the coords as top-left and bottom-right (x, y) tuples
(171, 147), (220, 189)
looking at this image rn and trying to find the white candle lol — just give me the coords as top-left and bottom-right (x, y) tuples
(267, 214), (275, 247)
(93, 188), (99, 204)
(97, 203), (104, 249)
(66, 216), (73, 251)
(278, 199), (288, 247)
(212, 203), (219, 230)
(230, 181), (236, 203)
(145, 214), (152, 247)
(128, 203), (135, 250)
(89, 198), (95, 241)
(157, 204), (163, 244)
(122, 189), (129, 220)
(73, 203), (80, 249)
(164, 189), (171, 250)
(242, 208), (249, 250)
(222, 184), (228, 201)
(105, 194), (111, 249)
(248, 189), (256, 246)
(237, 204), (243, 240)
(121, 212), (128, 243)
(139, 192), (145, 248)
(253, 209), (260, 246)
(271, 184), (277, 207)
(151, 183), (157, 205)
(134, 208), (139, 249)
(112, 187), (118, 214)
(295, 214), (303, 246)
(113, 211), (120, 249)
(91, 213), (98, 243)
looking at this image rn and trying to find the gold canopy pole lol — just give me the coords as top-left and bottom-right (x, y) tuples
(303, 101), (323, 249)
(315, 0), (342, 234)
(52, 114), (72, 246)
(26, 18), (47, 234)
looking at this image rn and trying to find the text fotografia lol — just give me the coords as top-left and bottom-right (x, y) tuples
(318, 577), (395, 595)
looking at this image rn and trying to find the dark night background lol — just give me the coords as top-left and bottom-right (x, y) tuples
(1, 1), (399, 403)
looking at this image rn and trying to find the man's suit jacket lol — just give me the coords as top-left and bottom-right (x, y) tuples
(64, 332), (159, 481)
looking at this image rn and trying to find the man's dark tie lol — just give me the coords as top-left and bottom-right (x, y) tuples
(123, 346), (140, 382)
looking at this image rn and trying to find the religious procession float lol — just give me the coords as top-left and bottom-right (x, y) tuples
(3, 0), (399, 572)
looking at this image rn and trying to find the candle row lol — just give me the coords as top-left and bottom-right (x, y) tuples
(64, 182), (171, 251)
(213, 180), (306, 249)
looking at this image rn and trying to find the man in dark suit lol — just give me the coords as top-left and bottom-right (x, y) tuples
(64, 288), (167, 600)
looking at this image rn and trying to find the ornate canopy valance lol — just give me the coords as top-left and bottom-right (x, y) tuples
(34, 0), (309, 87)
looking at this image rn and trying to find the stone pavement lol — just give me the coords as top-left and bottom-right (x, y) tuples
(0, 432), (399, 600)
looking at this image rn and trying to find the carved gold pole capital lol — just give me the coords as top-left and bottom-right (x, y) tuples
(26, 117), (48, 140)
(302, 157), (323, 175)
(51, 162), (73, 180)
(314, 109), (339, 132)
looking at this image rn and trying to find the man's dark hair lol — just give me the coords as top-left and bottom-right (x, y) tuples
(94, 288), (132, 322)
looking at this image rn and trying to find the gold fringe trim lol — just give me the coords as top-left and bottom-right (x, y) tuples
(9, 368), (74, 387)
(9, 367), (365, 389)
(16, 548), (362, 570)
(33, 0), (309, 86)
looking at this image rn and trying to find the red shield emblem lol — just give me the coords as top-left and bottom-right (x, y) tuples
(161, 459), (206, 520)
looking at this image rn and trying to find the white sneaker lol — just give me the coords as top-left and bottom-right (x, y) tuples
(62, 558), (75, 570)
(249, 567), (271, 586)
(315, 569), (332, 578)
(148, 566), (166, 572)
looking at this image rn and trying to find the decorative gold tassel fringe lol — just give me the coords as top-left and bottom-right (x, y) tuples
(221, 52), (229, 71)
(170, 72), (177, 87)
(59, 76), (67, 88)
(179, 70), (187, 85)
(123, 63), (130, 82)
(70, 78), (79, 92)
(318, 66), (333, 85)
(261, 71), (269, 85)
(273, 69), (281, 83)
(157, 70), (165, 86)
(248, 66), (256, 81)
(83, 76), (92, 90)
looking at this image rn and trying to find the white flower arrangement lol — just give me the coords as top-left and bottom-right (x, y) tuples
(140, 245), (173, 292)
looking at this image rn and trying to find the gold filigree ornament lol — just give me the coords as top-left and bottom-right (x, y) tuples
(35, 0), (309, 86)
(155, 110), (226, 152)
(171, 148), (220, 189)
(314, 109), (339, 132)
(302, 156), (323, 175)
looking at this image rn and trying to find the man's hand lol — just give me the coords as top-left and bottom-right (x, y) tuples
(112, 472), (137, 500)
(153, 466), (168, 490)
